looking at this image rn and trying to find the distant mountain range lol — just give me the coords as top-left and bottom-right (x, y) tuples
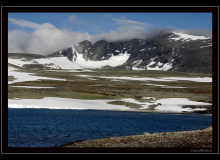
(9, 31), (212, 74)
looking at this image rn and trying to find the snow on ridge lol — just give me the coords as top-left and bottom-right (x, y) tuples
(170, 32), (211, 41)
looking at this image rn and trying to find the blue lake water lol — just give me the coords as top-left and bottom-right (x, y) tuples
(8, 109), (212, 147)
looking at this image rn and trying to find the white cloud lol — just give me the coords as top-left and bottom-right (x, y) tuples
(102, 17), (153, 32)
(67, 15), (78, 23)
(66, 15), (86, 24)
(8, 21), (91, 55)
(8, 30), (30, 53)
(112, 18), (152, 27)
(118, 25), (145, 32)
(8, 18), (40, 29)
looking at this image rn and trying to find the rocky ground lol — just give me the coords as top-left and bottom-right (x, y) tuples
(62, 127), (212, 148)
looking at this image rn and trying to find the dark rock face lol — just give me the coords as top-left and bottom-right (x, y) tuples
(90, 40), (112, 61)
(48, 31), (212, 73)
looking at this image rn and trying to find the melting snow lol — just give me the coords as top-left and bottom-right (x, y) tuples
(77, 75), (212, 83)
(78, 75), (174, 82)
(8, 97), (211, 112)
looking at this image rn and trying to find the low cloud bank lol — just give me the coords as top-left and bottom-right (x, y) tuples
(8, 22), (212, 55)
(8, 23), (91, 55)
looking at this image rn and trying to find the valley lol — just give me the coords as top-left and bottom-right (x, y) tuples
(8, 31), (213, 113)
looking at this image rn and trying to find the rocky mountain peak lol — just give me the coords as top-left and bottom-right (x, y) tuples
(48, 31), (212, 73)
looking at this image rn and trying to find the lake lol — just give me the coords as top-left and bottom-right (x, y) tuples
(8, 109), (212, 147)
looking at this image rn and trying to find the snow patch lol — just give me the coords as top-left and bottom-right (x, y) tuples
(141, 97), (156, 100)
(139, 48), (146, 51)
(154, 98), (211, 112)
(8, 58), (60, 69)
(146, 60), (172, 71)
(142, 83), (167, 87)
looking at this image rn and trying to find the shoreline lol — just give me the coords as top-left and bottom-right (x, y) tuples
(8, 106), (212, 114)
(61, 126), (212, 148)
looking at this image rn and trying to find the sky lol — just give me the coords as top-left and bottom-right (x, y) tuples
(8, 12), (212, 55)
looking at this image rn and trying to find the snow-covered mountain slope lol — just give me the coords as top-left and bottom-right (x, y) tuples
(69, 46), (130, 69)
(8, 31), (212, 73)
(8, 50), (130, 70)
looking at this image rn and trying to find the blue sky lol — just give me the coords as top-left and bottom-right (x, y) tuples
(8, 13), (212, 34)
(8, 12), (212, 55)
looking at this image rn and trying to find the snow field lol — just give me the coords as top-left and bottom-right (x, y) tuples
(8, 97), (132, 111)
(8, 97), (211, 112)
(8, 65), (66, 84)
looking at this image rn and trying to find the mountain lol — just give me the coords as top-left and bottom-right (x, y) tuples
(8, 31), (212, 74)
(127, 31), (212, 73)
(48, 31), (212, 73)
